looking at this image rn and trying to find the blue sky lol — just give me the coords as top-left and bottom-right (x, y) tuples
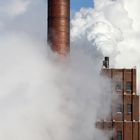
(71, 0), (94, 11)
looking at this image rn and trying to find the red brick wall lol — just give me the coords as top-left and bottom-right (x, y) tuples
(124, 122), (132, 140)
(133, 122), (139, 140)
(113, 122), (123, 140)
(132, 95), (139, 121)
(99, 68), (139, 140)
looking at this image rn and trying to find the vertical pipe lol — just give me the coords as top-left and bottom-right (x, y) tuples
(48, 0), (70, 56)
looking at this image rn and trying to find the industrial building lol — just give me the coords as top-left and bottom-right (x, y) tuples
(47, 0), (140, 140)
(96, 57), (140, 140)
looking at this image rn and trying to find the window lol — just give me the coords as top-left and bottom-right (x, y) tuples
(115, 82), (122, 92)
(126, 81), (132, 91)
(117, 131), (122, 140)
(127, 104), (132, 113)
(117, 104), (123, 113)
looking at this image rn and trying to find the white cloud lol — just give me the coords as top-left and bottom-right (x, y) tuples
(71, 0), (140, 90)
(0, 0), (32, 17)
(0, 1), (113, 140)
(1, 0), (140, 139)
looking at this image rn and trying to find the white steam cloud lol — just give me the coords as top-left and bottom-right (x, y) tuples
(0, 0), (112, 140)
(0, 0), (31, 17)
(0, 0), (139, 140)
(71, 0), (140, 90)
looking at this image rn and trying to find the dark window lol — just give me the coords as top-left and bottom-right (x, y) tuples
(115, 82), (122, 91)
(126, 81), (132, 91)
(117, 131), (122, 140)
(117, 104), (123, 113)
(127, 104), (132, 113)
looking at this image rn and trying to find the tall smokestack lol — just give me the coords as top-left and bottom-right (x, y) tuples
(48, 0), (70, 56)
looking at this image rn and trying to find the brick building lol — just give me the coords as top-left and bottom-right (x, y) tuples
(96, 57), (140, 140)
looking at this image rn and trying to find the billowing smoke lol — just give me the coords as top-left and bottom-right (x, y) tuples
(0, 0), (139, 140)
(71, 0), (140, 89)
(0, 0), (113, 140)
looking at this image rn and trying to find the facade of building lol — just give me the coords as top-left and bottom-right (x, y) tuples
(96, 57), (140, 140)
